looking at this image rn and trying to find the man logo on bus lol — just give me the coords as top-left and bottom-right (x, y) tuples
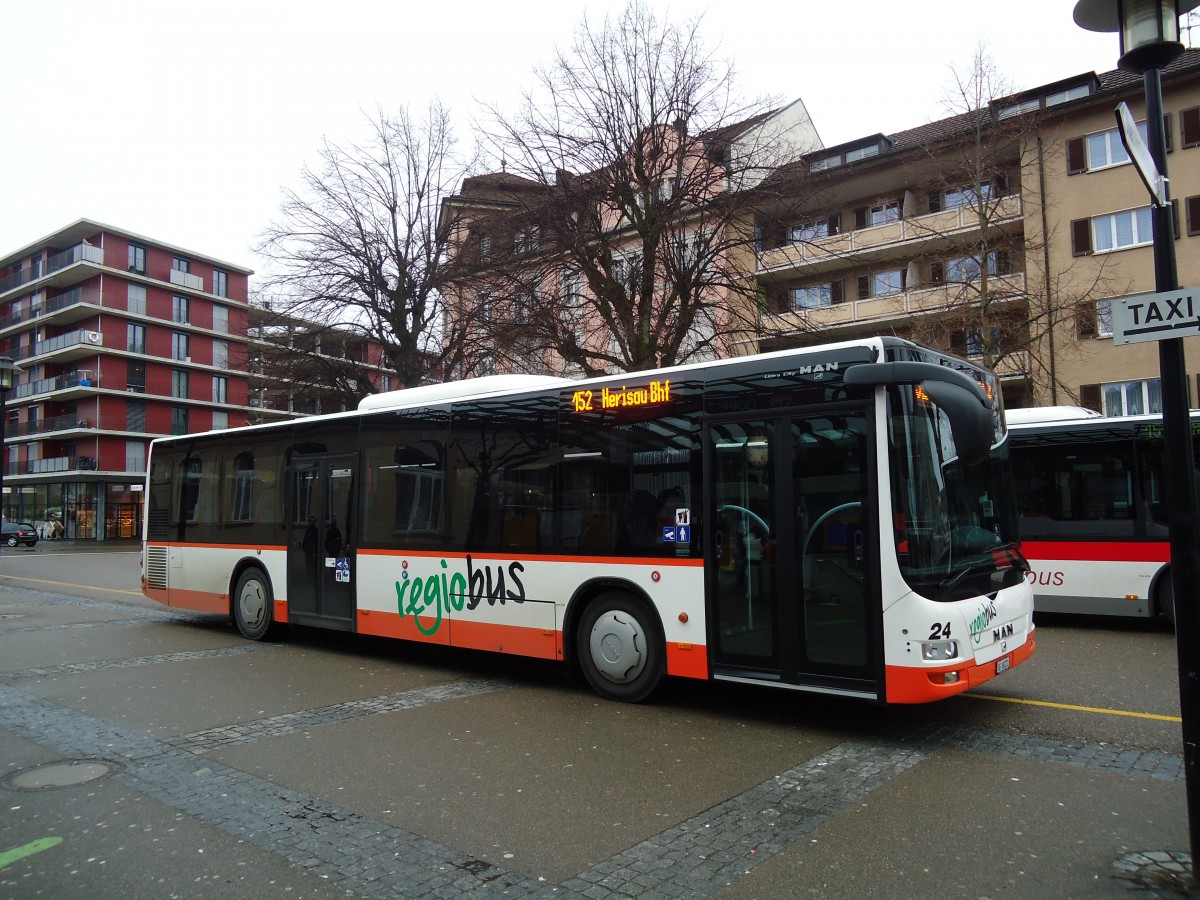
(395, 556), (527, 636)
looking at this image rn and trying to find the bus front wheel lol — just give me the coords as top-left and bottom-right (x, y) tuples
(233, 568), (275, 641)
(577, 592), (663, 703)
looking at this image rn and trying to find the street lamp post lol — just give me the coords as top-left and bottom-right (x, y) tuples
(1075, 0), (1200, 879)
(0, 356), (19, 540)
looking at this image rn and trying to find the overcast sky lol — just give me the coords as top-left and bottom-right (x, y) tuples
(3, 0), (1140, 275)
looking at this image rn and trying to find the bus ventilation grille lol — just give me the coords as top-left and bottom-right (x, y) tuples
(145, 546), (168, 589)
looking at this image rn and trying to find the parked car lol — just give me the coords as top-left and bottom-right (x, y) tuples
(2, 522), (38, 547)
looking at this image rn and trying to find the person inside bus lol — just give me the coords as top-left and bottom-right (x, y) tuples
(325, 515), (343, 558)
(618, 489), (659, 550)
(302, 515), (319, 573)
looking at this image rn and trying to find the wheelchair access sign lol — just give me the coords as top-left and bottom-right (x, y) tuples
(1110, 288), (1200, 345)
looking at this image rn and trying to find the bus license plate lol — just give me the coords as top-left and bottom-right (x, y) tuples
(996, 655), (1011, 676)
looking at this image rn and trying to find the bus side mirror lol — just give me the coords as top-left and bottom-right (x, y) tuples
(920, 380), (993, 466)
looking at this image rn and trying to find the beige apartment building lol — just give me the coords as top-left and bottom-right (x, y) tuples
(756, 49), (1200, 414)
(444, 52), (1200, 416)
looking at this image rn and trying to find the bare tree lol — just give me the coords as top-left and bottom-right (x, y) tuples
(256, 101), (482, 389)
(457, 0), (815, 376)
(904, 45), (1124, 405)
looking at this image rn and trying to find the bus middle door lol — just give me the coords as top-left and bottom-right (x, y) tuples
(287, 453), (358, 631)
(707, 409), (878, 697)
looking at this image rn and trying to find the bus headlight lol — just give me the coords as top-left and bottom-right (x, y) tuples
(922, 640), (958, 661)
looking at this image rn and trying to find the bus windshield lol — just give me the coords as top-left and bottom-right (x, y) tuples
(888, 386), (1026, 602)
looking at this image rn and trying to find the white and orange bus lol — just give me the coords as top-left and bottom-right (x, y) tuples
(1008, 405), (1199, 624)
(142, 337), (1034, 703)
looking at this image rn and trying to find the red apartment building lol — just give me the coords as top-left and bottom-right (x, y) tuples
(0, 220), (267, 541)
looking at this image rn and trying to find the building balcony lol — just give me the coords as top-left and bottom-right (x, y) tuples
(0, 243), (105, 298)
(10, 328), (102, 366)
(760, 272), (1028, 335)
(169, 269), (205, 291)
(757, 194), (1024, 279)
(3, 413), (106, 440)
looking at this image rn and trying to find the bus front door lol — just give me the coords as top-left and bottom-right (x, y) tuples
(707, 410), (877, 697)
(287, 453), (358, 631)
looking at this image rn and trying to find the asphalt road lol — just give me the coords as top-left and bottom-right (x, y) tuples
(0, 543), (1193, 898)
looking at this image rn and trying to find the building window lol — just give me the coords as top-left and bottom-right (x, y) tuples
(212, 340), (229, 369)
(212, 376), (228, 403)
(946, 251), (1001, 282)
(127, 399), (146, 432)
(790, 216), (839, 243)
(172, 332), (189, 361)
(870, 201), (900, 226)
(1096, 299), (1113, 337)
(212, 269), (228, 298)
(1046, 84), (1091, 106)
(1102, 378), (1162, 416)
(127, 323), (146, 355)
(844, 144), (879, 162)
(857, 268), (905, 299)
(211, 411), (229, 431)
(128, 243), (146, 275)
(172, 295), (190, 324)
(127, 360), (146, 393)
(172, 256), (190, 274)
(127, 284), (146, 316)
(942, 183), (994, 211)
(172, 407), (189, 436)
(1068, 120), (1167, 174)
(792, 282), (842, 310)
(172, 369), (189, 399)
(212, 305), (229, 334)
(1086, 124), (1144, 169)
(998, 98), (1040, 120)
(514, 226), (540, 254)
(1092, 207), (1154, 253)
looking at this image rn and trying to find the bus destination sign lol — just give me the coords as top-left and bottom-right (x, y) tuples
(571, 379), (671, 413)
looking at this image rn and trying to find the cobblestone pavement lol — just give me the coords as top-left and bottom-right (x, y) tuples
(0, 590), (1192, 898)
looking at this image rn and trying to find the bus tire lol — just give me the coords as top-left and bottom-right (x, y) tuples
(577, 592), (663, 703)
(233, 567), (275, 641)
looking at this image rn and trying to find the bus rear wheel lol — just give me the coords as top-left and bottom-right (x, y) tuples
(233, 568), (274, 641)
(577, 592), (663, 702)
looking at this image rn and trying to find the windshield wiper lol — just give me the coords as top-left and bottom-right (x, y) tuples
(938, 542), (1029, 591)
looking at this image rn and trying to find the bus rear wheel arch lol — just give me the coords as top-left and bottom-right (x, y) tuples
(232, 566), (275, 641)
(575, 590), (664, 703)
(1153, 568), (1176, 628)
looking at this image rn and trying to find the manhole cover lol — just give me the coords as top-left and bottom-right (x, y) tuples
(3, 759), (123, 791)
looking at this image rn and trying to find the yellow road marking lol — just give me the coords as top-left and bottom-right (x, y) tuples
(0, 573), (143, 597)
(969, 692), (1181, 722)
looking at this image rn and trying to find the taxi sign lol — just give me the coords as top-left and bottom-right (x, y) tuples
(1111, 288), (1200, 345)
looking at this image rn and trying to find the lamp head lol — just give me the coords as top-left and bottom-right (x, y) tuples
(1075, 0), (1200, 72)
(0, 356), (19, 393)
